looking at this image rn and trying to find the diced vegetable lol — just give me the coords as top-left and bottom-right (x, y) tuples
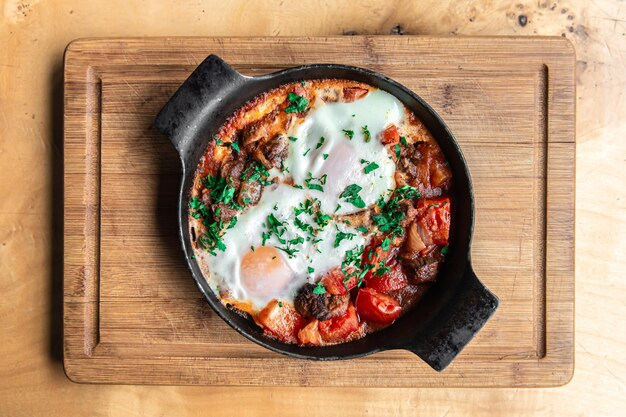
(355, 288), (402, 324)
(416, 197), (451, 245)
(257, 300), (306, 344)
(318, 302), (360, 342)
(321, 268), (357, 296)
(380, 124), (400, 145)
(297, 320), (322, 346)
(365, 261), (408, 294)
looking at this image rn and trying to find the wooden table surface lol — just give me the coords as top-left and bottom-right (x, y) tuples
(0, 0), (624, 415)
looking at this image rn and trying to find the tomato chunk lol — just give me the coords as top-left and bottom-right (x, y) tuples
(297, 319), (322, 346)
(321, 268), (357, 296)
(256, 300), (306, 344)
(318, 303), (360, 343)
(361, 237), (402, 282)
(380, 124), (400, 145)
(355, 288), (402, 324)
(416, 197), (451, 245)
(365, 260), (408, 294)
(343, 86), (369, 102)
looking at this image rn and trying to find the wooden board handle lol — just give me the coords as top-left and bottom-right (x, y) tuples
(404, 266), (499, 371)
(153, 54), (247, 163)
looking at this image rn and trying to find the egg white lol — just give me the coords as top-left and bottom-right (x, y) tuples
(282, 89), (404, 215)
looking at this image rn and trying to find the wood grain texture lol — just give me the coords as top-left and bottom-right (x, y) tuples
(62, 36), (574, 386)
(2, 0), (625, 416)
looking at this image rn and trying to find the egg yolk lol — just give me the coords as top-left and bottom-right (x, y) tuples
(240, 246), (294, 299)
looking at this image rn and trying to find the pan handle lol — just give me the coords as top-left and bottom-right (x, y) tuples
(154, 55), (247, 160)
(403, 265), (499, 371)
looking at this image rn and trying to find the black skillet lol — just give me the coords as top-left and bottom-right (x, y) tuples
(154, 55), (499, 371)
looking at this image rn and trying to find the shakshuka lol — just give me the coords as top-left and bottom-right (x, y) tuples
(189, 80), (452, 346)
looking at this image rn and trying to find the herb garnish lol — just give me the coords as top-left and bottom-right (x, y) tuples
(288, 136), (298, 142)
(371, 185), (420, 236)
(201, 175), (237, 207)
(189, 196), (227, 256)
(400, 136), (408, 146)
(303, 148), (311, 157)
(316, 136), (325, 149)
(285, 92), (308, 113)
(334, 227), (356, 248)
(339, 184), (366, 209)
(313, 282), (326, 295)
(231, 141), (241, 153)
(304, 172), (327, 192)
(342, 129), (354, 140)
(362, 126), (371, 142)
(360, 159), (380, 174)
(323, 153), (329, 160)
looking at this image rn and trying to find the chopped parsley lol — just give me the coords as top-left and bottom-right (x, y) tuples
(304, 172), (327, 192)
(242, 162), (273, 186)
(362, 126), (371, 142)
(294, 199), (315, 216)
(381, 237), (391, 251)
(441, 246), (449, 255)
(372, 185), (420, 236)
(334, 228), (356, 248)
(339, 184), (366, 209)
(278, 301), (283, 307)
(231, 141), (241, 153)
(215, 138), (223, 146)
(307, 266), (315, 274)
(360, 159), (380, 174)
(316, 136), (325, 149)
(375, 262), (391, 276)
(323, 153), (329, 160)
(356, 226), (368, 233)
(314, 212), (332, 228)
(400, 136), (408, 146)
(303, 148), (311, 157)
(313, 282), (326, 295)
(285, 92), (308, 113)
(342, 129), (354, 140)
(189, 197), (227, 256)
(201, 175), (237, 207)
(395, 143), (401, 158)
(288, 136), (298, 142)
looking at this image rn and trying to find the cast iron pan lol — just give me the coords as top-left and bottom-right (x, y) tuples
(154, 55), (499, 371)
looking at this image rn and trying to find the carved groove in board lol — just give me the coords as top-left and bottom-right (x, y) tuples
(534, 64), (549, 359)
(83, 67), (102, 356)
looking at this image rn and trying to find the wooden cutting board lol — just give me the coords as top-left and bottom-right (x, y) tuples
(63, 36), (575, 386)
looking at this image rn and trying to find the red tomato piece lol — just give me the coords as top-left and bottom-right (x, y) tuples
(297, 319), (322, 346)
(361, 237), (401, 282)
(380, 124), (400, 145)
(416, 197), (451, 245)
(365, 260), (408, 294)
(343, 86), (369, 102)
(321, 268), (357, 296)
(355, 288), (402, 324)
(256, 300), (306, 344)
(318, 303), (360, 343)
